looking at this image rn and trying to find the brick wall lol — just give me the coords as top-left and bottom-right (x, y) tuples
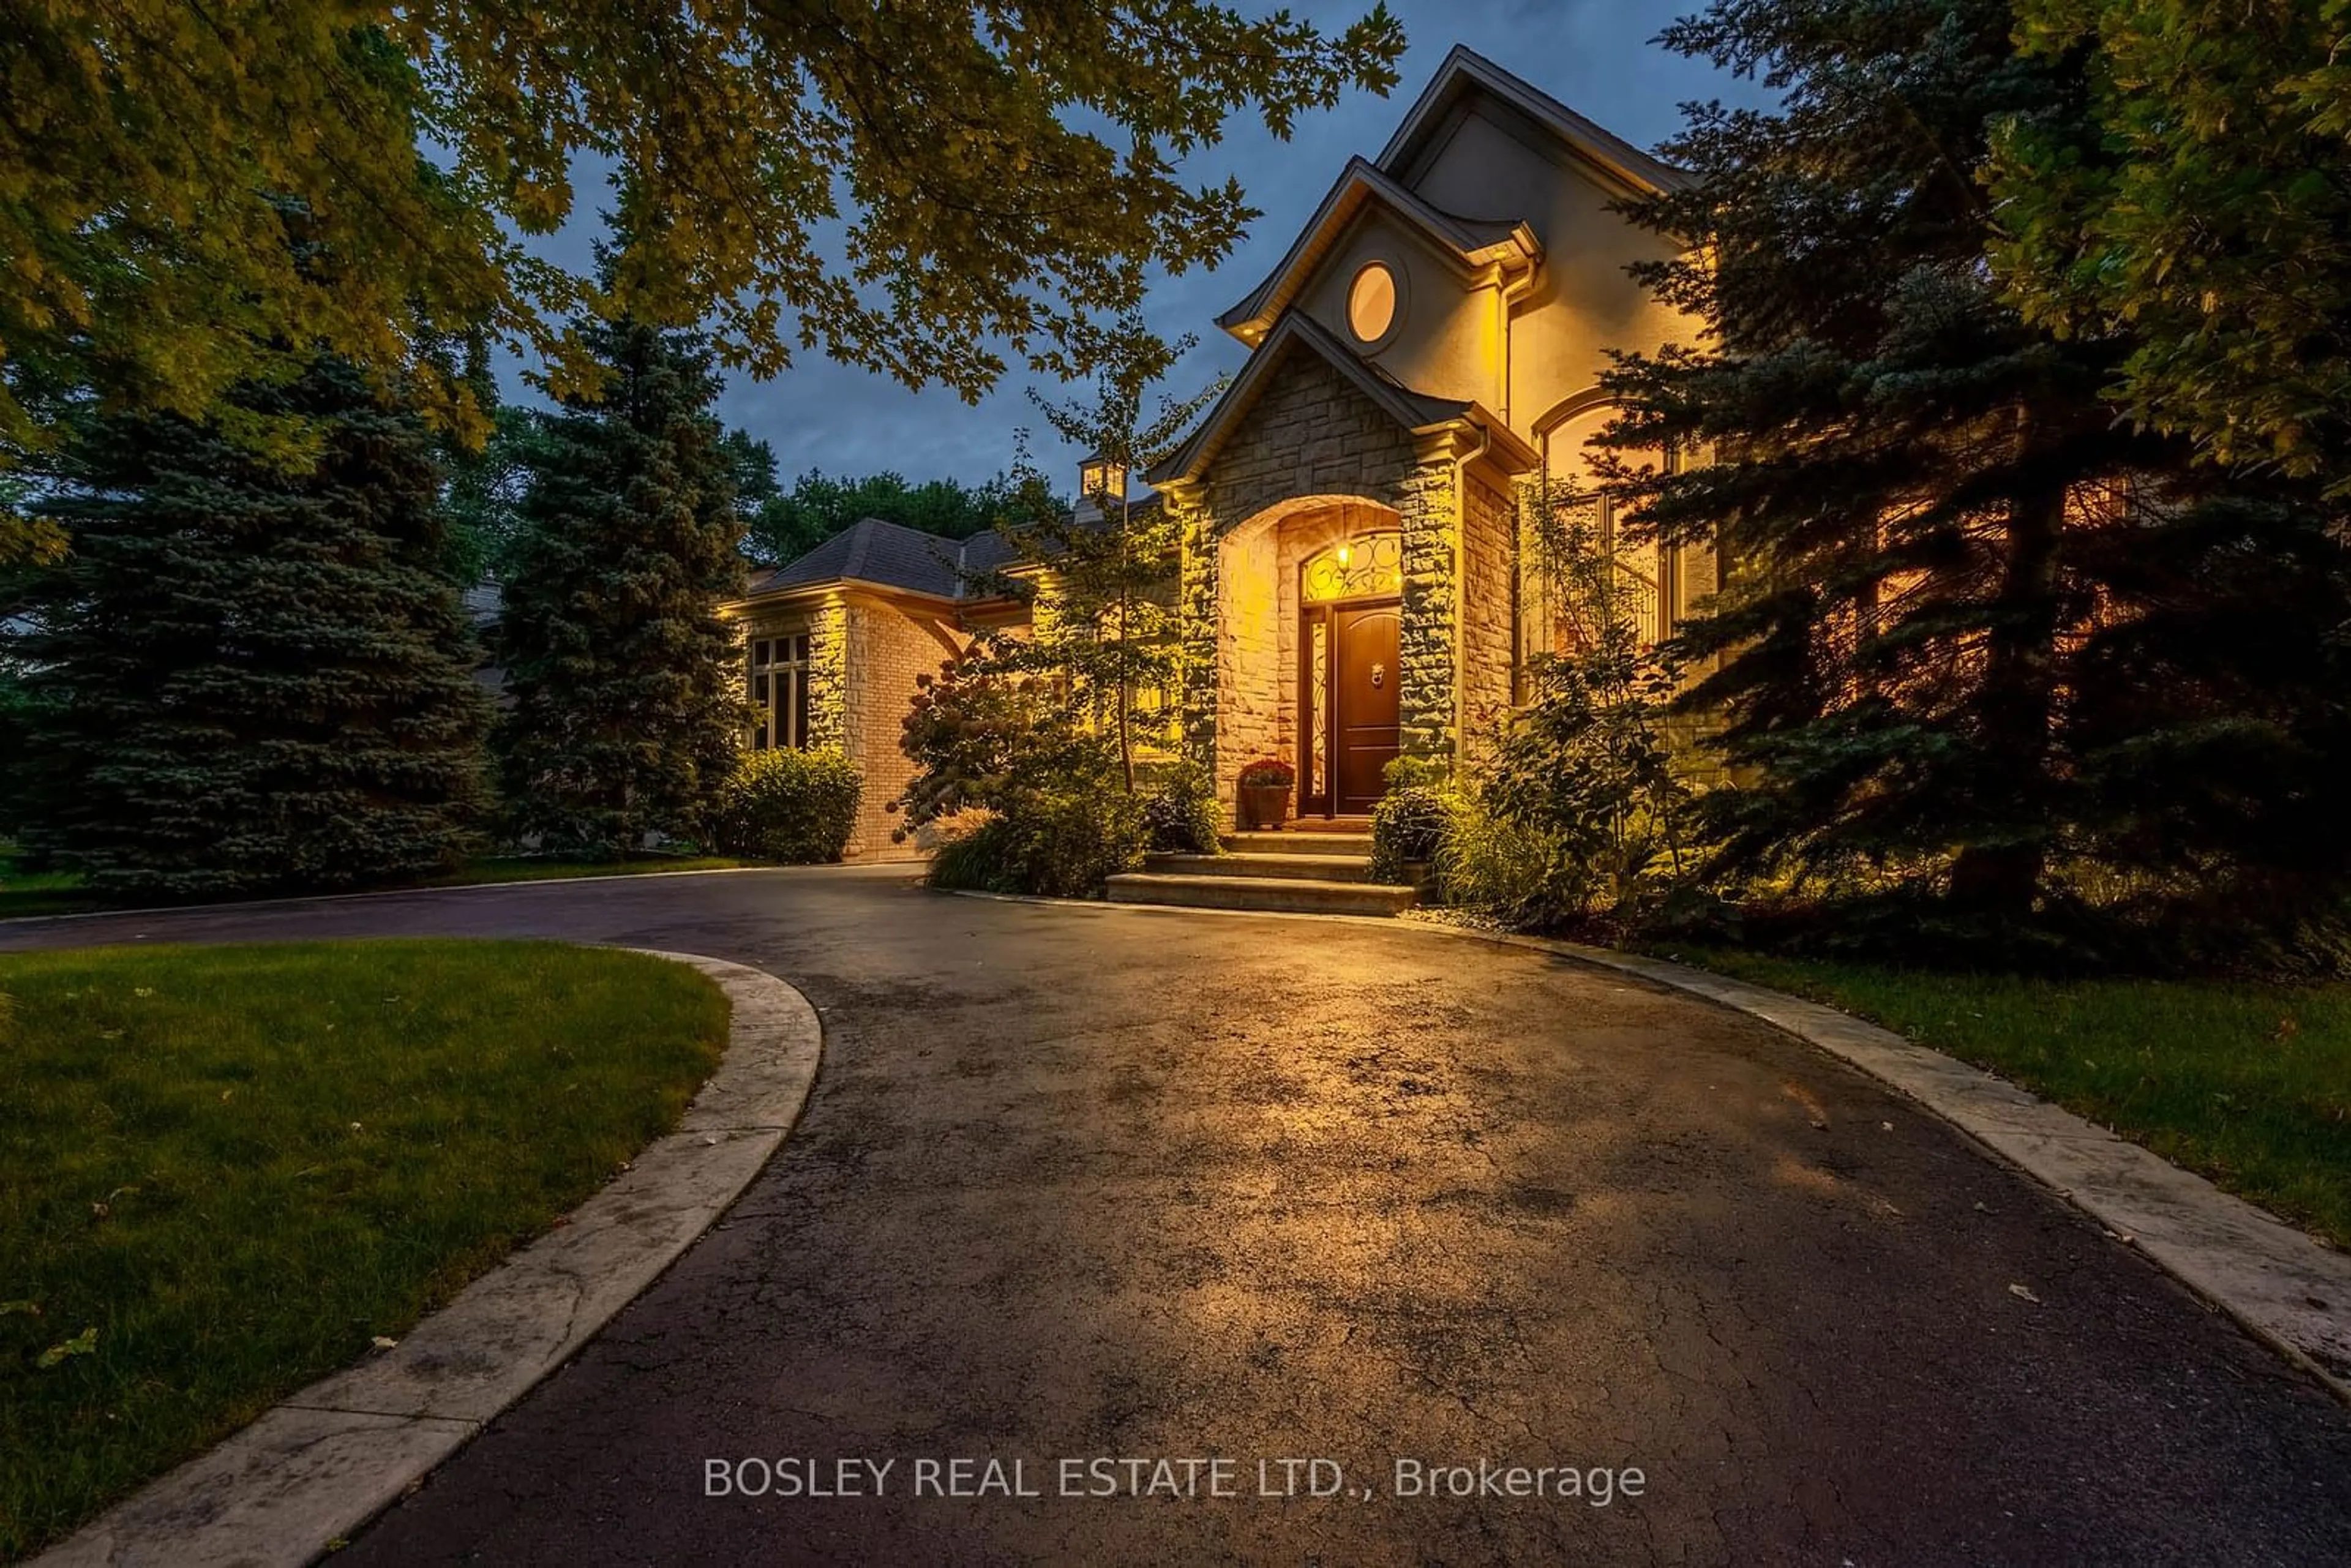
(735, 593), (953, 858)
(841, 597), (953, 857)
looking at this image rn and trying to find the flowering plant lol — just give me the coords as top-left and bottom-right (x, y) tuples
(1237, 757), (1294, 788)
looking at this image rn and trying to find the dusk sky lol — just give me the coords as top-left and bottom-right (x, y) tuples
(541, 2), (1768, 493)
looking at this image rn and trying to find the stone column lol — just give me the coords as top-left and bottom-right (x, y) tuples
(1164, 482), (1221, 772)
(806, 596), (850, 751)
(1397, 436), (1463, 763)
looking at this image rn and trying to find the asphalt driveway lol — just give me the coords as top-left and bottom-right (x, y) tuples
(6, 868), (2349, 1565)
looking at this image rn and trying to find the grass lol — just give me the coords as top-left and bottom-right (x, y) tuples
(0, 940), (730, 1559)
(0, 855), (107, 921)
(0, 845), (756, 921)
(1665, 947), (2351, 1251)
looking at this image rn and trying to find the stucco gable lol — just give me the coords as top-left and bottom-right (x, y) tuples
(1376, 45), (1689, 201)
(1214, 157), (1540, 347)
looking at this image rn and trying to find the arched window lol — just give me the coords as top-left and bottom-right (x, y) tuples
(1300, 530), (1403, 602)
(1529, 398), (1678, 666)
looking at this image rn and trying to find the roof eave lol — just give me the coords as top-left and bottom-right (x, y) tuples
(1374, 45), (1692, 200)
(725, 575), (966, 612)
(1215, 157), (1541, 345)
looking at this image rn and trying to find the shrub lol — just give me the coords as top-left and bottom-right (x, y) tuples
(1237, 756), (1294, 789)
(894, 661), (1147, 897)
(712, 749), (861, 863)
(923, 773), (1147, 897)
(925, 813), (1016, 892)
(1368, 756), (1454, 882)
(992, 778), (1149, 897)
(1141, 758), (1222, 853)
(1432, 792), (1588, 928)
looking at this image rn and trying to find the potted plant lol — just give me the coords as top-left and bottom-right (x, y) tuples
(1236, 757), (1295, 831)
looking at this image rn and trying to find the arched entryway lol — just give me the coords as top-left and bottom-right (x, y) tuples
(1213, 497), (1404, 819)
(1296, 530), (1402, 817)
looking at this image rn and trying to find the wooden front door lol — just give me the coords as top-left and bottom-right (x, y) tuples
(1299, 598), (1401, 817)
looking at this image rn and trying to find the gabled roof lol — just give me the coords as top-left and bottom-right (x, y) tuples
(1145, 312), (1537, 488)
(1215, 156), (1542, 345)
(1376, 45), (1691, 198)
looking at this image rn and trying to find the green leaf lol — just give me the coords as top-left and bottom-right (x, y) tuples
(36, 1326), (98, 1369)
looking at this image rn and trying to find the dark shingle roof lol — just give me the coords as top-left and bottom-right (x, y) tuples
(752, 516), (965, 599)
(739, 496), (1166, 606)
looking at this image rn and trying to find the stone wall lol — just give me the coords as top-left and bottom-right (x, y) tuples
(806, 599), (850, 751)
(1395, 454), (1459, 762)
(1169, 345), (1469, 800)
(1213, 526), (1281, 782)
(1460, 472), (1517, 763)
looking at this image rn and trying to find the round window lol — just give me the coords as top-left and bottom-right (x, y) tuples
(1346, 261), (1398, 346)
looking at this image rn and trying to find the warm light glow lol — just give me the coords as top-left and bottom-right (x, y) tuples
(1080, 460), (1127, 503)
(1347, 261), (1397, 345)
(1302, 532), (1401, 602)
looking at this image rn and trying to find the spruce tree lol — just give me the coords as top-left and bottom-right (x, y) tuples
(1602, 0), (2351, 954)
(12, 359), (493, 897)
(492, 294), (746, 855)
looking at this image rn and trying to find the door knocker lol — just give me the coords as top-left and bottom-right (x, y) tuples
(1370, 661), (1385, 689)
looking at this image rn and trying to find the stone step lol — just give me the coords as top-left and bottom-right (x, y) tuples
(1145, 851), (1379, 883)
(1223, 830), (1376, 857)
(1104, 872), (1417, 917)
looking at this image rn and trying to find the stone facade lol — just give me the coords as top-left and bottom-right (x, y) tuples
(1164, 347), (1490, 802)
(1394, 447), (1461, 762)
(1460, 471), (1517, 762)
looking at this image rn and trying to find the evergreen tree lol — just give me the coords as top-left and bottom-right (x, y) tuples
(492, 293), (746, 855)
(1602, 0), (2351, 953)
(10, 359), (493, 896)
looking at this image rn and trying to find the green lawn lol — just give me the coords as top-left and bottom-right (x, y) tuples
(0, 847), (755, 921)
(1667, 948), (2351, 1251)
(0, 940), (729, 1559)
(0, 857), (107, 921)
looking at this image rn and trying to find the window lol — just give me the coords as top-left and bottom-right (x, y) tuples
(1346, 261), (1398, 347)
(748, 632), (812, 750)
(1531, 405), (1679, 659)
(1301, 531), (1403, 602)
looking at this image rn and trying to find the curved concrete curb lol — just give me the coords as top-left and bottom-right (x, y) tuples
(943, 887), (2351, 1403)
(1504, 937), (2351, 1405)
(32, 950), (821, 1568)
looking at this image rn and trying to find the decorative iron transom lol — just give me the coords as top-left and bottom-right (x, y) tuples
(1300, 531), (1402, 602)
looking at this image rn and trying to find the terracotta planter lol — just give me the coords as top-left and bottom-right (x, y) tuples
(1238, 782), (1292, 831)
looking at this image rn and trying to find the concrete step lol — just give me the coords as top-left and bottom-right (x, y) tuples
(1223, 830), (1375, 858)
(1104, 872), (1417, 917)
(1146, 851), (1377, 883)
